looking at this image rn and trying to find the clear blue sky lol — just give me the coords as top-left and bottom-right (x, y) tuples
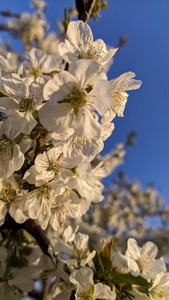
(0, 0), (169, 202)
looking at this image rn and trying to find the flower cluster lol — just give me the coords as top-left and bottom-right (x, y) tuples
(2, 7), (165, 299)
(38, 226), (169, 300)
(0, 20), (141, 234)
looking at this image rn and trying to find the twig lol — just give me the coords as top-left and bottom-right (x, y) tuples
(42, 279), (50, 300)
(116, 36), (128, 52)
(0, 24), (10, 31)
(0, 10), (20, 18)
(76, 0), (96, 23)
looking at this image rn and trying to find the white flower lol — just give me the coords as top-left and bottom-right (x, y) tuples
(52, 129), (104, 161)
(126, 238), (166, 280)
(0, 126), (24, 179)
(54, 227), (96, 267)
(149, 272), (169, 300)
(0, 175), (27, 225)
(7, 12), (47, 45)
(30, 0), (47, 10)
(33, 146), (81, 181)
(69, 267), (116, 300)
(96, 143), (125, 177)
(8, 267), (35, 292)
(0, 247), (40, 298)
(39, 59), (112, 140)
(19, 48), (63, 82)
(1, 73), (45, 138)
(102, 72), (142, 122)
(21, 167), (64, 229)
(63, 225), (79, 243)
(58, 21), (118, 66)
(74, 161), (105, 203)
(0, 53), (19, 94)
(49, 188), (82, 231)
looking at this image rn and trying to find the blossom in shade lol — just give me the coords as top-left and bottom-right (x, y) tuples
(53, 226), (96, 267)
(0, 125), (24, 179)
(126, 238), (166, 280)
(69, 267), (116, 300)
(149, 272), (169, 300)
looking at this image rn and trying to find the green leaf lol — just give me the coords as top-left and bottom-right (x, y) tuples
(112, 272), (149, 287)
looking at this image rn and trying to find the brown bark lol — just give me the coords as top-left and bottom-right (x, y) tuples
(75, 0), (97, 23)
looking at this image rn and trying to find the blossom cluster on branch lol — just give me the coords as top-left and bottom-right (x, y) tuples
(0, 0), (167, 299)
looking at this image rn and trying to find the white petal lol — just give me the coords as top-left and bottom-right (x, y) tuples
(69, 267), (93, 290)
(101, 48), (118, 64)
(94, 283), (116, 300)
(43, 71), (75, 102)
(27, 48), (46, 69)
(58, 40), (78, 62)
(2, 73), (26, 99)
(0, 55), (12, 73)
(2, 112), (37, 138)
(126, 238), (141, 260)
(39, 102), (71, 132)
(110, 71), (142, 92)
(0, 97), (19, 114)
(66, 21), (93, 50)
(23, 165), (38, 184)
(89, 79), (112, 115)
(69, 59), (101, 89)
(71, 108), (101, 139)
(127, 258), (140, 276)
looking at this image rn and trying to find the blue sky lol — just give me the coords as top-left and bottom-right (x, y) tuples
(0, 0), (169, 202)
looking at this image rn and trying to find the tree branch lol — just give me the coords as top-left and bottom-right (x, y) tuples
(1, 215), (52, 260)
(75, 0), (85, 18)
(0, 10), (20, 18)
(24, 219), (52, 259)
(76, 0), (97, 23)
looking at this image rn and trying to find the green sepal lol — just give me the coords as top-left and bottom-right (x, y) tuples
(29, 125), (48, 140)
(32, 110), (39, 121)
(100, 238), (116, 278)
(14, 133), (25, 144)
(89, 244), (104, 278)
(138, 282), (152, 294)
